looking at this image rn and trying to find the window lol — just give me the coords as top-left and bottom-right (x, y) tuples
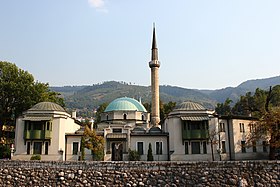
(191, 142), (200, 154)
(33, 122), (44, 130)
(73, 142), (79, 155)
(27, 142), (31, 155)
(113, 128), (122, 133)
(185, 142), (189, 154)
(141, 115), (145, 121)
(25, 122), (31, 130)
(219, 123), (225, 132)
(156, 142), (162, 155)
(137, 142), (144, 155)
(33, 142), (42, 155)
(183, 122), (187, 131)
(202, 142), (207, 154)
(239, 123), (245, 133)
(46, 122), (52, 131)
(263, 141), (267, 152)
(45, 142), (49, 155)
(241, 141), (246, 153)
(123, 113), (127, 120)
(106, 115), (109, 121)
(252, 141), (257, 152)
(222, 141), (226, 153)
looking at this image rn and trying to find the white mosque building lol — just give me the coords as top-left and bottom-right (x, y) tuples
(12, 26), (269, 161)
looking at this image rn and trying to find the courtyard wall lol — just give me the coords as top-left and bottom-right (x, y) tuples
(0, 160), (279, 186)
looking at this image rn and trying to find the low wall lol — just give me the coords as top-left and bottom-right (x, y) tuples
(0, 160), (279, 186)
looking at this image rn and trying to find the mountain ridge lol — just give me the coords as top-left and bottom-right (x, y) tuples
(51, 75), (280, 111)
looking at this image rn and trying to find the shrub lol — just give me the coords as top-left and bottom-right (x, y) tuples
(30, 154), (41, 160)
(128, 149), (140, 161)
(147, 143), (154, 161)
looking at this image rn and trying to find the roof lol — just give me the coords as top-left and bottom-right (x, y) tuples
(181, 116), (209, 121)
(104, 97), (147, 112)
(174, 101), (206, 111)
(28, 102), (65, 112)
(23, 116), (52, 121)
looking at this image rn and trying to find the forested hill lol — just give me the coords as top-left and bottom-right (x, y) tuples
(51, 75), (280, 110)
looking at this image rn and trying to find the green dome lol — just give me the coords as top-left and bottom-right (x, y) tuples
(104, 97), (147, 112)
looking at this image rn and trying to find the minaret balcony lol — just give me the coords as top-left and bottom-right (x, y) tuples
(149, 60), (160, 68)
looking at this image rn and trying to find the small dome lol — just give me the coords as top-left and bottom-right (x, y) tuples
(105, 97), (147, 112)
(175, 101), (206, 111)
(29, 102), (65, 112)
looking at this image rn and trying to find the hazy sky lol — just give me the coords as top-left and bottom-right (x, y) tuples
(1, 0), (279, 89)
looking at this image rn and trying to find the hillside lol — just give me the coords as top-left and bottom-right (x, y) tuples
(53, 81), (215, 110)
(50, 75), (280, 111)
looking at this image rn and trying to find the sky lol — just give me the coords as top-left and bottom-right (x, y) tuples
(0, 0), (280, 90)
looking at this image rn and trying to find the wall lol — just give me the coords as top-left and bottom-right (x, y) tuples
(0, 161), (278, 186)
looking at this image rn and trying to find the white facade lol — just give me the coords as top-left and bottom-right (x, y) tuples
(13, 102), (80, 161)
(97, 97), (168, 161)
(218, 117), (269, 161)
(164, 101), (270, 161)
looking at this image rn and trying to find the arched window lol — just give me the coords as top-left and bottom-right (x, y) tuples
(141, 114), (145, 121)
(106, 115), (109, 121)
(123, 113), (127, 120)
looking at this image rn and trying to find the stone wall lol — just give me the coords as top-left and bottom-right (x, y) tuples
(0, 160), (279, 186)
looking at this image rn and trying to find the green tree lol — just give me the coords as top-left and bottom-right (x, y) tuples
(83, 126), (104, 161)
(147, 143), (154, 161)
(215, 98), (232, 115)
(160, 101), (176, 121)
(94, 103), (108, 126)
(232, 88), (267, 118)
(128, 149), (140, 161)
(0, 61), (64, 145)
(144, 101), (176, 122)
(80, 136), (85, 161)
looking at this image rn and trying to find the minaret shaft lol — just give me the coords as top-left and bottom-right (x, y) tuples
(149, 26), (160, 126)
(151, 67), (160, 126)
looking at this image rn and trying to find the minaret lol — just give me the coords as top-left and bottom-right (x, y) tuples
(149, 25), (160, 126)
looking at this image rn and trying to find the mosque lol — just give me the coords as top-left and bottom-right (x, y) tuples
(12, 27), (269, 161)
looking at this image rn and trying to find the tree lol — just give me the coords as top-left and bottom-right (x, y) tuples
(147, 143), (154, 161)
(246, 107), (280, 160)
(231, 86), (280, 159)
(128, 149), (140, 161)
(0, 61), (64, 145)
(160, 101), (176, 121)
(215, 98), (232, 115)
(94, 102), (108, 126)
(208, 129), (220, 161)
(144, 101), (176, 122)
(83, 126), (104, 161)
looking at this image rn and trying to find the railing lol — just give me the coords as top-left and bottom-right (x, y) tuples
(182, 130), (209, 139)
(24, 130), (52, 139)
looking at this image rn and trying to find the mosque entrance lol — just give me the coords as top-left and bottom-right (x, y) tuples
(111, 142), (123, 161)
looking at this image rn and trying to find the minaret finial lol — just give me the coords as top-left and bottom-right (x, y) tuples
(151, 23), (158, 61)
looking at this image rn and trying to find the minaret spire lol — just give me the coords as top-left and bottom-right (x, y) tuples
(151, 23), (158, 61)
(149, 24), (161, 127)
